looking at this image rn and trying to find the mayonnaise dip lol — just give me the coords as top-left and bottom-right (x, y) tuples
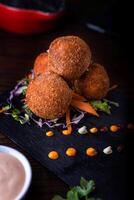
(0, 152), (25, 200)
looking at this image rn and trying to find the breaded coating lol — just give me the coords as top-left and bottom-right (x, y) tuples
(48, 36), (91, 80)
(74, 63), (110, 100)
(26, 72), (72, 119)
(34, 52), (49, 76)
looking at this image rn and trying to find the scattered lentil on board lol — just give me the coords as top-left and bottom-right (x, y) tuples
(62, 129), (72, 135)
(110, 125), (120, 132)
(48, 151), (59, 160)
(86, 147), (97, 157)
(46, 131), (54, 137)
(66, 148), (77, 157)
(89, 127), (98, 134)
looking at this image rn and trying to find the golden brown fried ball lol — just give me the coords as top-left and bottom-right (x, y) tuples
(48, 36), (91, 81)
(26, 72), (72, 119)
(34, 52), (49, 76)
(74, 63), (110, 100)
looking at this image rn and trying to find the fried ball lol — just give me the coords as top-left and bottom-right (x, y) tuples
(26, 72), (72, 119)
(34, 52), (49, 76)
(74, 63), (110, 100)
(48, 36), (91, 80)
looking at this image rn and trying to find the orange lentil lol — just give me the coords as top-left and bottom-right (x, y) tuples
(46, 131), (54, 137)
(89, 127), (98, 134)
(62, 129), (72, 135)
(110, 125), (120, 132)
(86, 147), (97, 157)
(66, 147), (77, 157)
(127, 123), (134, 129)
(48, 151), (59, 160)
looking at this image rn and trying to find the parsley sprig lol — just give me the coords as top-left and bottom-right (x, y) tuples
(52, 177), (101, 200)
(11, 108), (30, 124)
(90, 99), (119, 114)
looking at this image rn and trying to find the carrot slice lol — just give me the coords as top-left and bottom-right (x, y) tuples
(72, 91), (87, 102)
(62, 108), (72, 135)
(0, 108), (4, 113)
(71, 99), (99, 117)
(66, 109), (72, 131)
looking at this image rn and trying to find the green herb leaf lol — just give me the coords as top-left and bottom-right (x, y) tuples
(80, 177), (88, 188)
(90, 98), (119, 115)
(67, 190), (79, 200)
(23, 77), (30, 85)
(90, 100), (111, 114)
(73, 180), (95, 198)
(52, 195), (66, 200)
(19, 114), (30, 124)
(22, 87), (27, 95)
(12, 108), (21, 115)
(52, 178), (100, 200)
(11, 109), (21, 121)
(11, 108), (30, 124)
(86, 180), (95, 194)
(4, 104), (11, 110)
(73, 186), (87, 197)
(1, 104), (11, 112)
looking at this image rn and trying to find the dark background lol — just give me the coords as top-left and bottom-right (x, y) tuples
(66, 0), (120, 33)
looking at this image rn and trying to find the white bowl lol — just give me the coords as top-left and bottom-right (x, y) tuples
(0, 145), (32, 200)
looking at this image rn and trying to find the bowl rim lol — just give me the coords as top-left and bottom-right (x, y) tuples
(0, 2), (64, 17)
(0, 145), (32, 200)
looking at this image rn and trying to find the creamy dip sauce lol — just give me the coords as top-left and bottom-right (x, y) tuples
(0, 152), (25, 200)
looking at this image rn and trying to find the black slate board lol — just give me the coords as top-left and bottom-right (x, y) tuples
(0, 90), (127, 200)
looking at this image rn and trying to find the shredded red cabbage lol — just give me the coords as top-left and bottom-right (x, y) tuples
(4, 76), (85, 128)
(7, 78), (29, 104)
(71, 109), (85, 125)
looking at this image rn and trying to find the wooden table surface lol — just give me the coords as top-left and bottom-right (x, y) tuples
(0, 21), (132, 200)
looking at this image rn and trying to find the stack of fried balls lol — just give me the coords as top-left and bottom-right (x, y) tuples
(26, 36), (110, 120)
